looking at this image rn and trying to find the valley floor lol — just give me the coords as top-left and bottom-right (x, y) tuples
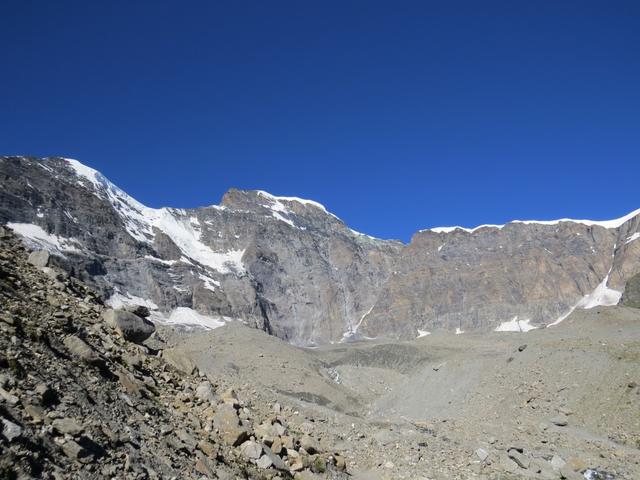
(166, 307), (640, 479)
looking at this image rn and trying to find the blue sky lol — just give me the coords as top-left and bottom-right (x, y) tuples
(1, 1), (639, 241)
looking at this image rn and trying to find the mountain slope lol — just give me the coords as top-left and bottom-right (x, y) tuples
(0, 156), (401, 345)
(1, 155), (639, 344)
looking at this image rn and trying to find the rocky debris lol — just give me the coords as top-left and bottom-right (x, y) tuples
(0, 228), (349, 479)
(103, 308), (155, 343)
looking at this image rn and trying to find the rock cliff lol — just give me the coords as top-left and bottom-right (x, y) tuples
(1, 156), (639, 343)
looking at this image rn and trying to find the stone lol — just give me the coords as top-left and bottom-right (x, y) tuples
(35, 383), (58, 406)
(63, 335), (101, 364)
(52, 417), (84, 436)
(551, 455), (566, 471)
(299, 435), (319, 454)
(24, 403), (45, 423)
(213, 404), (249, 446)
(103, 309), (155, 343)
(256, 454), (273, 469)
(518, 344), (528, 352)
(27, 250), (50, 267)
(239, 440), (262, 459)
(195, 381), (216, 403)
(61, 439), (93, 463)
(1, 417), (22, 441)
(261, 444), (288, 471)
(550, 415), (568, 427)
(475, 447), (489, 462)
(500, 454), (520, 473)
(0, 387), (20, 405)
(508, 449), (530, 469)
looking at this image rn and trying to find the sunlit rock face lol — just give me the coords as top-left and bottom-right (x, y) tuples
(1, 155), (638, 344)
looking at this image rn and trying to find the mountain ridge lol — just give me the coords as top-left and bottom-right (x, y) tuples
(1, 155), (639, 345)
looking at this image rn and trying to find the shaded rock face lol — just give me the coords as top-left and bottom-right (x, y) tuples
(1, 155), (639, 343)
(622, 272), (640, 308)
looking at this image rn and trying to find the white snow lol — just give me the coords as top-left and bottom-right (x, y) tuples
(625, 232), (640, 245)
(455, 327), (464, 335)
(256, 190), (335, 216)
(64, 158), (246, 274)
(422, 208), (640, 234)
(349, 229), (382, 241)
(578, 274), (622, 309)
(156, 307), (232, 330)
(495, 316), (538, 332)
(547, 305), (577, 327)
(105, 291), (159, 310)
(547, 269), (622, 327)
(351, 305), (374, 335)
(198, 273), (221, 292)
(417, 329), (431, 338)
(272, 211), (296, 227)
(143, 255), (177, 266)
(7, 223), (82, 255)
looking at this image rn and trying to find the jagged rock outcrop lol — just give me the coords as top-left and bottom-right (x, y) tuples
(1, 155), (639, 343)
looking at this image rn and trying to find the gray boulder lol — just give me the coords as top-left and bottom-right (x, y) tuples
(27, 250), (50, 267)
(103, 309), (155, 343)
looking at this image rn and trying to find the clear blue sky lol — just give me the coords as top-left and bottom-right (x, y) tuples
(1, 1), (639, 241)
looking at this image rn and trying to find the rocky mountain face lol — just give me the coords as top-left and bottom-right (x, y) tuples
(0, 226), (349, 479)
(1, 155), (639, 344)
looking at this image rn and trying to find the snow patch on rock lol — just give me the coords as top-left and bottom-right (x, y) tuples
(495, 316), (537, 332)
(625, 232), (640, 245)
(65, 158), (246, 274)
(154, 307), (233, 330)
(106, 291), (159, 311)
(7, 222), (82, 255)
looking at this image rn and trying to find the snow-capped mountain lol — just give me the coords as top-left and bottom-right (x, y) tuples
(1, 156), (639, 344)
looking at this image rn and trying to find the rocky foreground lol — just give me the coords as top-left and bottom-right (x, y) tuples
(0, 227), (348, 479)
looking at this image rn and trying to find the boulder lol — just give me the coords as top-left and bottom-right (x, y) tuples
(52, 417), (84, 436)
(103, 309), (155, 343)
(27, 250), (50, 267)
(213, 404), (249, 446)
(195, 381), (216, 403)
(63, 335), (101, 364)
(239, 440), (262, 460)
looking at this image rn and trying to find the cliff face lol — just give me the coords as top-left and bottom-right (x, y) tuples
(0, 156), (401, 345)
(1, 155), (639, 344)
